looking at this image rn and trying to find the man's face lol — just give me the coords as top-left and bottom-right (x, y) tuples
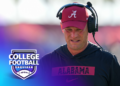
(63, 24), (88, 50)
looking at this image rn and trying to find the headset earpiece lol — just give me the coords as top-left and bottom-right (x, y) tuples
(87, 16), (95, 33)
(59, 13), (62, 20)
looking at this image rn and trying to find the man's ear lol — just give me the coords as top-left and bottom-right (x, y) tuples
(60, 22), (64, 33)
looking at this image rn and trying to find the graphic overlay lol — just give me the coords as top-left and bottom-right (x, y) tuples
(9, 49), (39, 80)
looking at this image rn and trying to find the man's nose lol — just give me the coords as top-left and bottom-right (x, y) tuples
(71, 31), (78, 38)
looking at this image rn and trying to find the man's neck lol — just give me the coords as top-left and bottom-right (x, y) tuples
(67, 42), (88, 56)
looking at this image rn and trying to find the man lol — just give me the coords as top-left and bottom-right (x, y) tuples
(38, 2), (120, 86)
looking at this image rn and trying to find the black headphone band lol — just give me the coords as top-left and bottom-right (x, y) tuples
(56, 2), (98, 31)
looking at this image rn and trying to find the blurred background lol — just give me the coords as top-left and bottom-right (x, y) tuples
(0, 0), (120, 86)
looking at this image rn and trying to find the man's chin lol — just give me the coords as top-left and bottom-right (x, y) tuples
(69, 45), (81, 50)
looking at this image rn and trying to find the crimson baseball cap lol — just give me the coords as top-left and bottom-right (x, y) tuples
(61, 6), (89, 29)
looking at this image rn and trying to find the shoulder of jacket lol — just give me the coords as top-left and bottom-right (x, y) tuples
(97, 49), (115, 60)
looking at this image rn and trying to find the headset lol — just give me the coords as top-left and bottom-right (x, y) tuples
(56, 2), (98, 33)
(56, 2), (103, 50)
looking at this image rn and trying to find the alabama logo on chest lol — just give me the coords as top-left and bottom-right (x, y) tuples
(52, 66), (95, 76)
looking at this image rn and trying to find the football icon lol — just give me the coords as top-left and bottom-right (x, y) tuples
(17, 70), (32, 78)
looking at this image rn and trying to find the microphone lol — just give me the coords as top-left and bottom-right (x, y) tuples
(87, 2), (92, 7)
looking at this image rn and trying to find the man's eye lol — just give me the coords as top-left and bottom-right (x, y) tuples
(76, 29), (80, 31)
(76, 29), (82, 32)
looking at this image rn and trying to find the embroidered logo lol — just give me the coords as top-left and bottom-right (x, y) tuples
(68, 10), (77, 18)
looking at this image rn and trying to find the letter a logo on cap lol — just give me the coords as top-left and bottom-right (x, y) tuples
(68, 10), (77, 18)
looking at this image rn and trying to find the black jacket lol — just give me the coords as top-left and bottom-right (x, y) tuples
(38, 42), (120, 86)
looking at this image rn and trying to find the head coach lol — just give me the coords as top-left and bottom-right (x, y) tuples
(38, 2), (120, 86)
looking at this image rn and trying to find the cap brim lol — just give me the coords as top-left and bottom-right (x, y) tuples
(62, 21), (87, 29)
